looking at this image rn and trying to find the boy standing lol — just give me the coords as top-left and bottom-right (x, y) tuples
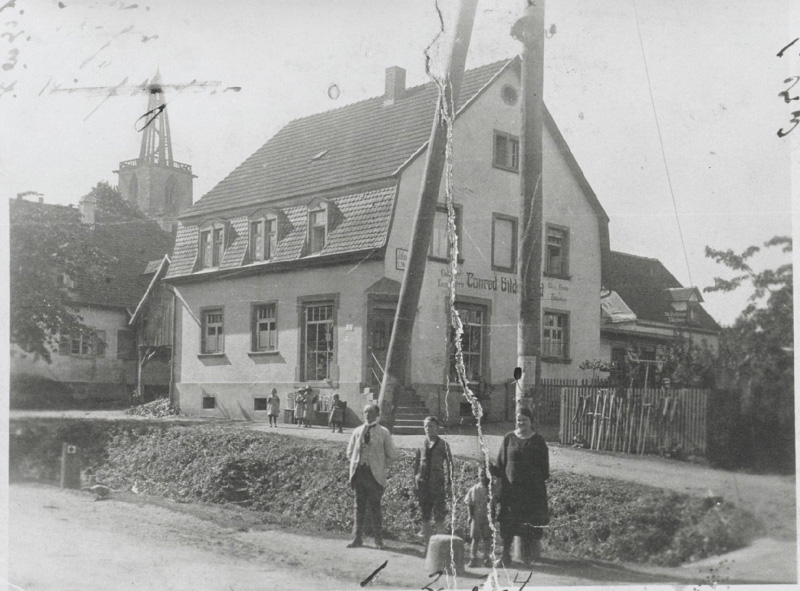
(464, 466), (494, 567)
(413, 416), (452, 543)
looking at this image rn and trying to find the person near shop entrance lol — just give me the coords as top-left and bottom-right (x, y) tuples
(413, 416), (452, 544)
(294, 389), (306, 427)
(329, 393), (345, 433)
(302, 386), (317, 428)
(490, 407), (550, 566)
(346, 403), (398, 549)
(266, 388), (280, 427)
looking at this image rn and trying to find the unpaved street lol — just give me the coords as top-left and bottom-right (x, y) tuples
(7, 483), (796, 590)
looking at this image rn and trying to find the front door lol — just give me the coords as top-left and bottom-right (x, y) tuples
(367, 307), (395, 391)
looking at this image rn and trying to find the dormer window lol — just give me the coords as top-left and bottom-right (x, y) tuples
(309, 208), (327, 254)
(249, 210), (280, 262)
(198, 220), (228, 269)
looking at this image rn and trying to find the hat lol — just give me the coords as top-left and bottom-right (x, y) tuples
(517, 407), (533, 420)
(298, 384), (311, 392)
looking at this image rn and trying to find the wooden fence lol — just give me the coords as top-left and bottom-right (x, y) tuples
(559, 386), (709, 456)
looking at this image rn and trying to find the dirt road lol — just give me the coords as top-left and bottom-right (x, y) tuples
(7, 483), (796, 590)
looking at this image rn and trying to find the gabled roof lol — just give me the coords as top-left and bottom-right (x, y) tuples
(182, 59), (516, 220)
(80, 219), (175, 308)
(606, 251), (720, 333)
(165, 186), (395, 280)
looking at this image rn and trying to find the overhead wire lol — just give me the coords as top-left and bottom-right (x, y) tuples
(632, 0), (694, 286)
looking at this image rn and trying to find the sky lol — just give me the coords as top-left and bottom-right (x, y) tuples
(1, 0), (796, 327)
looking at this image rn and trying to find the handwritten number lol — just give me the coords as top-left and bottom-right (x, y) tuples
(777, 111), (800, 137)
(1, 46), (18, 71)
(360, 560), (388, 587)
(779, 76), (800, 103)
(422, 570), (443, 591)
(777, 38), (799, 58)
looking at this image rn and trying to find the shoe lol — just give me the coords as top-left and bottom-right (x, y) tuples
(347, 538), (363, 548)
(483, 557), (493, 567)
(468, 558), (480, 568)
(338, 429), (343, 433)
(374, 539), (386, 550)
(495, 553), (512, 567)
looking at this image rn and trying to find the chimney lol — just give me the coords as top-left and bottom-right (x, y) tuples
(384, 66), (406, 105)
(79, 194), (97, 225)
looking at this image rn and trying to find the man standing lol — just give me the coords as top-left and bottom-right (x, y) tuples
(413, 416), (452, 543)
(346, 403), (397, 549)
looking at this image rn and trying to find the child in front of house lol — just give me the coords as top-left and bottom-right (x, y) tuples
(329, 393), (345, 433)
(267, 388), (280, 427)
(464, 465), (494, 567)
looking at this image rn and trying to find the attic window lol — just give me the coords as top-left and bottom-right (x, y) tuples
(250, 215), (278, 262)
(310, 150), (329, 162)
(198, 220), (228, 269)
(501, 84), (518, 106)
(309, 208), (327, 254)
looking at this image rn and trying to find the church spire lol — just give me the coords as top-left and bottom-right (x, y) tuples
(139, 69), (175, 166)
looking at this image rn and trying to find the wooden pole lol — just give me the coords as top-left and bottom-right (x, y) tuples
(378, 0), (479, 429)
(512, 0), (545, 412)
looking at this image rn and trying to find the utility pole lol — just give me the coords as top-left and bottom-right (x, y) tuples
(378, 0), (479, 429)
(512, 0), (546, 413)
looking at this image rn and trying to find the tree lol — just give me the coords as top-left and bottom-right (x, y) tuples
(10, 183), (142, 363)
(703, 236), (793, 472)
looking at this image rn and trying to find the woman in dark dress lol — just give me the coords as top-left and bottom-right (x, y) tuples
(491, 407), (549, 566)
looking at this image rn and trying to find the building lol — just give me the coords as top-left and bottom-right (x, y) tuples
(115, 71), (194, 233)
(164, 57), (613, 423)
(600, 251), (721, 387)
(9, 195), (175, 407)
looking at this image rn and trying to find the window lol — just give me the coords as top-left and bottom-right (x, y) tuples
(491, 214), (517, 272)
(542, 311), (569, 359)
(199, 230), (212, 269)
(545, 224), (569, 278)
(252, 303), (277, 352)
(493, 131), (519, 172)
(302, 302), (335, 381)
(202, 396), (216, 409)
(309, 209), (327, 254)
(165, 177), (177, 212)
(199, 222), (227, 269)
(201, 308), (224, 354)
(117, 329), (136, 360)
(430, 204), (462, 261)
(250, 218), (278, 261)
(254, 397), (267, 411)
(70, 333), (94, 356)
(449, 303), (485, 383)
(95, 330), (107, 358)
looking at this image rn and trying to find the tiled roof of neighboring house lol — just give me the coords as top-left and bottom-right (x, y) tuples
(182, 59), (517, 220)
(80, 219), (175, 308)
(165, 186), (395, 280)
(606, 251), (720, 333)
(9, 197), (175, 309)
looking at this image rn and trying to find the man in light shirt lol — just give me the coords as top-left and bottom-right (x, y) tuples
(346, 403), (398, 549)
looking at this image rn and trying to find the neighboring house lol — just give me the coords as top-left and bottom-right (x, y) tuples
(164, 57), (613, 421)
(600, 251), (721, 386)
(10, 196), (175, 407)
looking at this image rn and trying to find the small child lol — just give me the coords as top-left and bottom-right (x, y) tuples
(329, 393), (345, 433)
(464, 465), (494, 567)
(266, 388), (280, 427)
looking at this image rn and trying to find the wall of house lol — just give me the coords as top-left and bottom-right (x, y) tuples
(173, 260), (384, 421)
(9, 306), (138, 406)
(385, 66), (603, 421)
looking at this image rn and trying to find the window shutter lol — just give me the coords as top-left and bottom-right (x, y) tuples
(58, 334), (70, 355)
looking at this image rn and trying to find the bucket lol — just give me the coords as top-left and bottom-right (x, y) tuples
(424, 534), (465, 575)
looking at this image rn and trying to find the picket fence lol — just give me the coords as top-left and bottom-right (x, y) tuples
(557, 385), (709, 456)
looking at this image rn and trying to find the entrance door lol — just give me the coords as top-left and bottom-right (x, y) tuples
(367, 307), (395, 391)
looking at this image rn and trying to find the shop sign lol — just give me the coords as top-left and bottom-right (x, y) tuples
(395, 248), (408, 270)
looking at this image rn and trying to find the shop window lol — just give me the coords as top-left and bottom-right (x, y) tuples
(545, 224), (569, 278)
(542, 311), (569, 360)
(449, 303), (485, 383)
(493, 131), (519, 172)
(202, 396), (216, 409)
(201, 308), (224, 354)
(254, 397), (267, 411)
(302, 302), (335, 381)
(491, 214), (517, 272)
(165, 176), (177, 213)
(430, 204), (463, 262)
(252, 303), (277, 352)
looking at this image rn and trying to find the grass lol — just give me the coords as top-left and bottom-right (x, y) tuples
(9, 418), (763, 566)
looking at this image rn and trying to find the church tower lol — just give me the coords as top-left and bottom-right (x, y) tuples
(115, 71), (194, 232)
